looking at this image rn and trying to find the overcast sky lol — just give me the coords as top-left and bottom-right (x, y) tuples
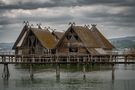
(0, 0), (135, 43)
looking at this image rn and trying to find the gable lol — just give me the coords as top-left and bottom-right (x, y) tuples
(57, 33), (89, 53)
(13, 26), (57, 49)
(16, 30), (28, 47)
(19, 29), (40, 48)
(12, 25), (28, 49)
(56, 26), (100, 54)
(72, 26), (100, 48)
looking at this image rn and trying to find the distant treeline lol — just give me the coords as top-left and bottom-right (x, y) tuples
(110, 36), (135, 49)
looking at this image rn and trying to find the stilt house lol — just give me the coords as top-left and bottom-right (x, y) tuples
(12, 25), (57, 55)
(13, 23), (114, 55)
(55, 24), (114, 55)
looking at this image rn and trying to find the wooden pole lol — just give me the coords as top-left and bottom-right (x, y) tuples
(30, 64), (33, 79)
(2, 64), (10, 79)
(125, 56), (127, 62)
(111, 64), (115, 81)
(88, 55), (90, 63)
(110, 55), (112, 62)
(83, 64), (86, 80)
(56, 64), (60, 80)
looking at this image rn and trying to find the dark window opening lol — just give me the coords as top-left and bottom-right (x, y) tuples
(70, 29), (74, 33)
(74, 35), (78, 40)
(66, 35), (71, 40)
(33, 39), (36, 47)
(32, 48), (35, 54)
(69, 47), (78, 52)
(28, 39), (31, 47)
(70, 35), (76, 41)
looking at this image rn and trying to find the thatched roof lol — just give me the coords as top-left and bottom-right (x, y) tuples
(90, 25), (115, 49)
(13, 24), (114, 52)
(52, 31), (64, 40)
(72, 26), (100, 48)
(13, 25), (57, 49)
(12, 25), (28, 49)
(31, 28), (57, 49)
(56, 25), (114, 54)
(87, 48), (99, 55)
(55, 26), (100, 55)
(56, 26), (100, 48)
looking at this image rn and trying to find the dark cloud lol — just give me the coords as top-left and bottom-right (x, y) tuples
(0, 0), (135, 10)
(0, 0), (135, 42)
(0, 17), (18, 25)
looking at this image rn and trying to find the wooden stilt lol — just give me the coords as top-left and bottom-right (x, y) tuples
(110, 55), (112, 62)
(83, 64), (86, 80)
(111, 64), (115, 81)
(88, 55), (90, 63)
(30, 64), (33, 78)
(2, 64), (10, 79)
(125, 56), (127, 62)
(56, 64), (60, 80)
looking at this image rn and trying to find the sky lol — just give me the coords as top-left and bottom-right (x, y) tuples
(0, 0), (135, 43)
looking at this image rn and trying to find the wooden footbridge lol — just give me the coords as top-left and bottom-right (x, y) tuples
(0, 52), (135, 79)
(0, 53), (135, 64)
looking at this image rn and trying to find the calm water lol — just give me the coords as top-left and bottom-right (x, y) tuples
(0, 63), (135, 90)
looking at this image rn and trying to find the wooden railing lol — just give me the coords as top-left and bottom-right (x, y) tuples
(0, 51), (15, 55)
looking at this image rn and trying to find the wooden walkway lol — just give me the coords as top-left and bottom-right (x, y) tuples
(0, 53), (135, 64)
(0, 53), (135, 79)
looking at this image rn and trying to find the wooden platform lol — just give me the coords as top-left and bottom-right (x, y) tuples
(0, 53), (135, 79)
(0, 53), (135, 64)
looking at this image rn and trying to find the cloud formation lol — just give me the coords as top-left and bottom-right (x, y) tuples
(0, 0), (135, 42)
(1, 0), (135, 10)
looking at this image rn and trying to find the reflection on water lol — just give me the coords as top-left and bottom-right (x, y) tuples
(0, 64), (135, 90)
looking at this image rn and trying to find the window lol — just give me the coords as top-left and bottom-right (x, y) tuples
(69, 47), (78, 52)
(66, 35), (71, 40)
(70, 35), (76, 41)
(67, 35), (78, 41)
(70, 29), (74, 33)
(74, 35), (78, 40)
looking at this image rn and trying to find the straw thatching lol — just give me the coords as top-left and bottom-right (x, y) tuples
(13, 26), (57, 50)
(90, 25), (114, 49)
(52, 31), (64, 40)
(56, 26), (100, 48)
(13, 24), (114, 55)
(31, 28), (57, 49)
(72, 26), (100, 48)
(55, 25), (114, 54)
(55, 26), (100, 54)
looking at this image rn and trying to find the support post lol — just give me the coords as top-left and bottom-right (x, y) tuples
(125, 56), (127, 62)
(77, 56), (79, 63)
(30, 64), (33, 79)
(56, 64), (60, 80)
(111, 64), (115, 81)
(110, 55), (112, 62)
(56, 55), (59, 63)
(90, 55), (92, 62)
(83, 64), (86, 80)
(67, 55), (69, 63)
(2, 64), (10, 79)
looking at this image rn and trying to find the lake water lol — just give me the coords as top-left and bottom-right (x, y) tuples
(0, 64), (135, 90)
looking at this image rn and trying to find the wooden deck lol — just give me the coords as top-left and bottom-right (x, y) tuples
(0, 53), (135, 64)
(0, 53), (135, 79)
